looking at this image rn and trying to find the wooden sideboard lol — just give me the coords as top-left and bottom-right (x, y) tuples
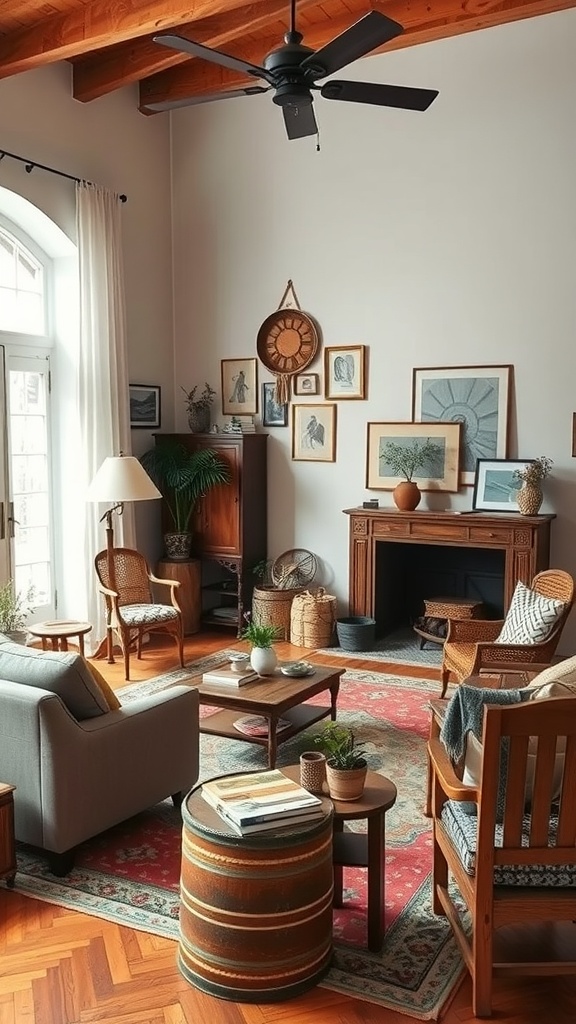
(343, 508), (555, 622)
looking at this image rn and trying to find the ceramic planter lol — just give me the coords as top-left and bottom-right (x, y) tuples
(325, 762), (367, 801)
(249, 645), (278, 676)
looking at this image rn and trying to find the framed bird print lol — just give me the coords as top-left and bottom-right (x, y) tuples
(412, 365), (512, 486)
(324, 345), (366, 399)
(292, 404), (336, 462)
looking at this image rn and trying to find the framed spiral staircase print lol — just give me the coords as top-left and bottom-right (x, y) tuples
(412, 365), (512, 486)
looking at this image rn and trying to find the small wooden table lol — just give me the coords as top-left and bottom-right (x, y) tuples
(28, 620), (93, 656)
(283, 765), (397, 952)
(0, 783), (16, 888)
(194, 665), (344, 769)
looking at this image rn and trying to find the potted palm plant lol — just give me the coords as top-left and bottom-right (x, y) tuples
(140, 440), (230, 560)
(381, 437), (443, 511)
(313, 722), (368, 800)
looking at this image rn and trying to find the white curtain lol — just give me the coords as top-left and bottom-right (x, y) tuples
(76, 182), (134, 652)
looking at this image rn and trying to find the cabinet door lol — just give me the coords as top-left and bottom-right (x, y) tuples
(196, 441), (241, 555)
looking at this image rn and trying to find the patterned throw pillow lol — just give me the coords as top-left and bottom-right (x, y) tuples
(495, 581), (566, 645)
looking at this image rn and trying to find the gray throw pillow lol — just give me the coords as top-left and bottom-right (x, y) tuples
(0, 637), (109, 719)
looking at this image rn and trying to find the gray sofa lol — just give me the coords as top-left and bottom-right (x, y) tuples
(0, 636), (199, 875)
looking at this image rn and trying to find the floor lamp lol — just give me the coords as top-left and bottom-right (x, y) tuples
(87, 453), (161, 662)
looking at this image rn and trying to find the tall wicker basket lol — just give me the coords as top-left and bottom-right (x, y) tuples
(290, 588), (337, 649)
(251, 587), (303, 641)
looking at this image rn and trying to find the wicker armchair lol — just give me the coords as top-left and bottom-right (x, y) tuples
(440, 569), (574, 698)
(95, 547), (185, 680)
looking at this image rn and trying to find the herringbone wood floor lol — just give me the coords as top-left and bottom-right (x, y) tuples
(2, 631), (576, 1023)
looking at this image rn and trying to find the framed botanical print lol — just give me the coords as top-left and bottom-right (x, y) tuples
(221, 358), (258, 416)
(292, 404), (336, 462)
(262, 382), (288, 427)
(324, 345), (366, 400)
(412, 365), (512, 486)
(366, 421), (461, 491)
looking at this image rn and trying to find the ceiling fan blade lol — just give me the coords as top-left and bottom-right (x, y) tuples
(321, 80), (439, 111)
(301, 11), (404, 80)
(283, 103), (318, 140)
(143, 86), (270, 114)
(153, 34), (275, 85)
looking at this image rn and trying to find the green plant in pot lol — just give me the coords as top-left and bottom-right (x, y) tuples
(381, 437), (443, 512)
(314, 722), (368, 801)
(0, 579), (36, 644)
(240, 612), (282, 676)
(181, 383), (216, 434)
(140, 440), (230, 560)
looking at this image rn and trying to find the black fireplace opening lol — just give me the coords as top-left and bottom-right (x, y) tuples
(374, 542), (506, 640)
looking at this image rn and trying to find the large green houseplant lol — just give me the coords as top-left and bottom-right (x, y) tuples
(140, 440), (230, 560)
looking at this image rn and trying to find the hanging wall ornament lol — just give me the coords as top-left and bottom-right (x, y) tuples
(256, 280), (320, 405)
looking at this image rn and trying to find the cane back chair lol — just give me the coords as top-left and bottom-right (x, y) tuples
(440, 569), (574, 698)
(429, 696), (576, 1017)
(95, 547), (184, 680)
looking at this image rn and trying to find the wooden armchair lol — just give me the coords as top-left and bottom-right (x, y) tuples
(440, 569), (574, 697)
(95, 547), (185, 680)
(429, 697), (576, 1017)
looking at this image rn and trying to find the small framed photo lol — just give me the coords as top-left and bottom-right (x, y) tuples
(324, 345), (366, 400)
(294, 373), (319, 396)
(366, 421), (461, 491)
(472, 458), (534, 512)
(262, 382), (288, 427)
(129, 384), (161, 429)
(221, 358), (258, 416)
(292, 404), (336, 462)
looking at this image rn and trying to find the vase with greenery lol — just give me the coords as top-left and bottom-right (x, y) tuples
(140, 439), (230, 560)
(0, 579), (36, 643)
(381, 437), (443, 511)
(513, 456), (553, 515)
(313, 722), (368, 800)
(181, 383), (217, 434)
(240, 612), (282, 675)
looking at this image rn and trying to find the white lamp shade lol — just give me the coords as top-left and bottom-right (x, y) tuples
(87, 455), (161, 503)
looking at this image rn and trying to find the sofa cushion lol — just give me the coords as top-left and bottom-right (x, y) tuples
(0, 636), (109, 719)
(83, 658), (121, 711)
(494, 580), (566, 645)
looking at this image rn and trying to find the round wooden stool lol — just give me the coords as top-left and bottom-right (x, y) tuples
(28, 620), (93, 657)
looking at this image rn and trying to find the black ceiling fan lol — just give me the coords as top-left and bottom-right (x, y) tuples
(151, 2), (438, 138)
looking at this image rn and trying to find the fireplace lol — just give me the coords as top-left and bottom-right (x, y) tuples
(344, 508), (555, 638)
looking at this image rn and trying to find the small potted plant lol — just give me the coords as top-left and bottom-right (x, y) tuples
(0, 579), (36, 644)
(314, 722), (368, 800)
(181, 383), (217, 433)
(512, 456), (553, 516)
(240, 612), (282, 676)
(381, 437), (443, 511)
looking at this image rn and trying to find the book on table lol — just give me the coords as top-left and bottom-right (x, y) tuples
(201, 768), (322, 828)
(233, 715), (291, 737)
(201, 666), (258, 687)
(222, 807), (327, 837)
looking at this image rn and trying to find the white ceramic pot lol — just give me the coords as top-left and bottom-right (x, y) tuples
(250, 645), (278, 676)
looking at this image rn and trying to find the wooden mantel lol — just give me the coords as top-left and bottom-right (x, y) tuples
(343, 508), (555, 619)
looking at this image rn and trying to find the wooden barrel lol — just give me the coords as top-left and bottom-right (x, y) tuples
(178, 783), (334, 1002)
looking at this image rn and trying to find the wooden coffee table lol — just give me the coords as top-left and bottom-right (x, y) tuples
(194, 666), (344, 769)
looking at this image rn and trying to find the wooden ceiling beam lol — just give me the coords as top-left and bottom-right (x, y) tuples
(73, 0), (320, 102)
(0, 0), (251, 78)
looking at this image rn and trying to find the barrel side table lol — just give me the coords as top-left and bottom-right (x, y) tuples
(156, 559), (201, 635)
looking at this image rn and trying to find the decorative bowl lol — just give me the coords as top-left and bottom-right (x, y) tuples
(281, 661), (315, 678)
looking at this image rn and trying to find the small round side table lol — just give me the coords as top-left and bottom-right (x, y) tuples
(28, 620), (93, 657)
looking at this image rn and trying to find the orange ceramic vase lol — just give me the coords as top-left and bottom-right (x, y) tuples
(393, 480), (421, 511)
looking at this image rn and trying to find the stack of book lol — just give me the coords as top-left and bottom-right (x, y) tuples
(201, 665), (258, 687)
(201, 769), (324, 836)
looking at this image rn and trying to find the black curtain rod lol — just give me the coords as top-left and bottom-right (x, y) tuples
(0, 148), (127, 202)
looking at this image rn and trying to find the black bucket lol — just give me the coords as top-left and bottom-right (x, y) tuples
(336, 616), (376, 652)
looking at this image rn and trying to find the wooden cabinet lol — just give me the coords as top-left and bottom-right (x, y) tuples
(155, 433), (268, 632)
(0, 783), (16, 887)
(156, 559), (201, 636)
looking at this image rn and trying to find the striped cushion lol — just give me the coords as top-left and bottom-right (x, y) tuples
(495, 581), (565, 645)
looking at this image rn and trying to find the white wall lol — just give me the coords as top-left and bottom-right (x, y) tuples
(0, 62), (174, 562)
(170, 10), (576, 652)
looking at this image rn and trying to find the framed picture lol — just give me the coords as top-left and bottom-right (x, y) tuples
(294, 373), (319, 396)
(412, 365), (512, 485)
(221, 358), (258, 416)
(262, 382), (288, 427)
(472, 458), (533, 512)
(366, 421), (461, 491)
(292, 404), (336, 462)
(324, 345), (366, 400)
(129, 384), (161, 429)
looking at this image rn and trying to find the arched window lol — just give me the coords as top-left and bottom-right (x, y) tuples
(0, 225), (45, 335)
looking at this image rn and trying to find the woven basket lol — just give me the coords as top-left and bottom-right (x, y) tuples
(290, 588), (337, 649)
(252, 587), (303, 641)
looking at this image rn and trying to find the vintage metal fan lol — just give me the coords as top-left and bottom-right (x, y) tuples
(272, 548), (318, 589)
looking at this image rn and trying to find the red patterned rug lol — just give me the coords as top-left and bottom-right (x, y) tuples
(14, 661), (464, 1020)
